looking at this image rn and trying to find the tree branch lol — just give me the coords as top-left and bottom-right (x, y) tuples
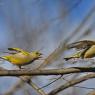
(4, 73), (46, 95)
(48, 73), (95, 95)
(0, 67), (95, 76)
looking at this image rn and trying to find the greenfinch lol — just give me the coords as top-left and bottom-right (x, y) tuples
(0, 48), (42, 69)
(64, 40), (95, 60)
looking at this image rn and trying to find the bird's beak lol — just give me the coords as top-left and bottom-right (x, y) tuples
(39, 53), (43, 58)
(40, 53), (43, 55)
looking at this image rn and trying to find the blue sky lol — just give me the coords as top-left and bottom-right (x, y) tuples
(0, 0), (94, 44)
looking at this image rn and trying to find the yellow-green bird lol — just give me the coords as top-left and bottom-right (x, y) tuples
(0, 48), (42, 69)
(64, 40), (95, 60)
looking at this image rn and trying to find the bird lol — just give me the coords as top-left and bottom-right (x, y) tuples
(64, 40), (95, 60)
(0, 48), (43, 69)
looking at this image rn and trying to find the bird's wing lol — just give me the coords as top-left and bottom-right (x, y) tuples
(64, 51), (82, 61)
(8, 48), (29, 55)
(67, 40), (95, 50)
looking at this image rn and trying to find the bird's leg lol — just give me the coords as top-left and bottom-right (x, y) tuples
(18, 66), (22, 69)
(18, 66), (25, 69)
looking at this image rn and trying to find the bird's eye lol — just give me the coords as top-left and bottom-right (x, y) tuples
(35, 51), (42, 55)
(36, 52), (39, 54)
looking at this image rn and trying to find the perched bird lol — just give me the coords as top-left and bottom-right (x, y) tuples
(64, 40), (95, 60)
(0, 48), (42, 69)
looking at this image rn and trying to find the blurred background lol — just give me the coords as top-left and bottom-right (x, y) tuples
(0, 0), (95, 95)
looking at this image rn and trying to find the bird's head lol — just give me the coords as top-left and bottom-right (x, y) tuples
(30, 51), (43, 59)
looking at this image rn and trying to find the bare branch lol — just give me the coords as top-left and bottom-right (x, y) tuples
(4, 74), (46, 95)
(0, 67), (95, 76)
(39, 75), (63, 90)
(48, 73), (95, 95)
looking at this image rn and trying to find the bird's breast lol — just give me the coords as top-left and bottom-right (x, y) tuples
(84, 45), (95, 58)
(9, 53), (33, 65)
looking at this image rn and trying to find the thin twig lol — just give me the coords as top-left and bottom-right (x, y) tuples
(4, 71), (47, 95)
(48, 73), (95, 95)
(38, 75), (63, 90)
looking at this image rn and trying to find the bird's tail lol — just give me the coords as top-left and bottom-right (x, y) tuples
(0, 56), (8, 60)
